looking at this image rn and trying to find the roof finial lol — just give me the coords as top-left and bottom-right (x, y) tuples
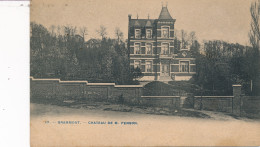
(137, 13), (139, 19)
(148, 14), (150, 19)
(161, 2), (163, 7)
(166, 2), (168, 7)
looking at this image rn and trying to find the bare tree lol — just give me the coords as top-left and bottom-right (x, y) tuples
(63, 25), (72, 36)
(63, 25), (77, 36)
(71, 26), (77, 36)
(248, 0), (260, 95)
(57, 25), (61, 36)
(96, 25), (107, 39)
(189, 31), (197, 46)
(49, 25), (56, 36)
(174, 29), (179, 39)
(115, 27), (124, 42)
(249, 0), (260, 50)
(80, 26), (88, 42)
(181, 29), (187, 48)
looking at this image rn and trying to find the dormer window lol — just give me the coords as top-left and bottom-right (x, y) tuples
(161, 26), (169, 38)
(135, 29), (141, 39)
(146, 29), (152, 39)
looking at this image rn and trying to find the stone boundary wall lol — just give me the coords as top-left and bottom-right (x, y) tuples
(31, 77), (181, 108)
(31, 78), (259, 116)
(140, 96), (180, 108)
(30, 77), (143, 104)
(194, 96), (233, 113)
(241, 96), (260, 118)
(193, 85), (241, 115)
(194, 85), (260, 118)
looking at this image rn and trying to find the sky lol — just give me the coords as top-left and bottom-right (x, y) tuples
(31, 0), (254, 45)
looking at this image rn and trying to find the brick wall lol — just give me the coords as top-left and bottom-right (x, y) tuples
(241, 96), (260, 118)
(194, 85), (260, 118)
(30, 77), (142, 105)
(194, 96), (233, 113)
(140, 96), (180, 108)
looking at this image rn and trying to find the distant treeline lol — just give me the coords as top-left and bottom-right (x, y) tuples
(30, 22), (139, 85)
(173, 29), (259, 95)
(193, 40), (259, 95)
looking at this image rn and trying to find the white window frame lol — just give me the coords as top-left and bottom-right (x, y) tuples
(134, 60), (141, 68)
(179, 60), (190, 73)
(135, 29), (141, 39)
(146, 29), (152, 39)
(146, 61), (152, 72)
(161, 42), (170, 54)
(134, 42), (141, 54)
(146, 43), (152, 54)
(161, 26), (170, 38)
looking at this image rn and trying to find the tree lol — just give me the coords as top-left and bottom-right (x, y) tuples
(115, 27), (123, 42)
(249, 0), (260, 50)
(189, 31), (197, 45)
(80, 26), (88, 42)
(96, 25), (107, 39)
(49, 25), (56, 36)
(180, 29), (188, 49)
(57, 25), (61, 36)
(131, 67), (144, 80)
(248, 0), (260, 95)
(114, 27), (124, 42)
(188, 31), (200, 56)
(30, 22), (139, 84)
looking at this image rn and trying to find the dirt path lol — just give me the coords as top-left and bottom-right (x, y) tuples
(183, 108), (260, 122)
(183, 108), (236, 120)
(30, 103), (260, 146)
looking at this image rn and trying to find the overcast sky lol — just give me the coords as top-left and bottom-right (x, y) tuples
(31, 0), (254, 45)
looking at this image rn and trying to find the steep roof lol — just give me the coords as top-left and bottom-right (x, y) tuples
(158, 6), (173, 19)
(129, 19), (155, 27)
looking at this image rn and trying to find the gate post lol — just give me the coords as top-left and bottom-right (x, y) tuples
(232, 84), (241, 116)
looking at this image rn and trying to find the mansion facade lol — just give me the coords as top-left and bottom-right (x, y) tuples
(128, 6), (196, 81)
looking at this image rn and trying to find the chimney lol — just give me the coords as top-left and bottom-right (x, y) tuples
(128, 14), (132, 21)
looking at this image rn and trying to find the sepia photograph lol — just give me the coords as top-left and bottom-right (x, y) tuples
(29, 0), (260, 146)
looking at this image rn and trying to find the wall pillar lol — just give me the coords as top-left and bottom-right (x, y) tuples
(232, 84), (242, 116)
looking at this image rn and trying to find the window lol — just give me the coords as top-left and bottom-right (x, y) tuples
(134, 60), (141, 68)
(135, 29), (141, 39)
(162, 27), (169, 38)
(146, 61), (152, 72)
(146, 43), (152, 54)
(180, 61), (189, 72)
(146, 29), (152, 38)
(161, 43), (169, 54)
(134, 43), (141, 54)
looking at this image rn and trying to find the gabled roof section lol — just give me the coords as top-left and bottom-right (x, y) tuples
(145, 20), (152, 27)
(158, 6), (173, 19)
(134, 20), (141, 27)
